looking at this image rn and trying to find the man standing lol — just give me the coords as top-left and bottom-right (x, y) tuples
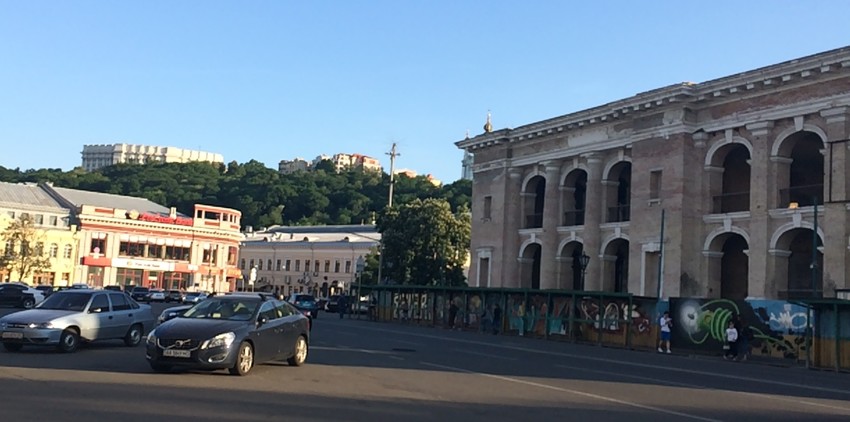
(658, 311), (672, 354)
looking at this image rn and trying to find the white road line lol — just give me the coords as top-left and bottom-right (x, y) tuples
(343, 323), (850, 396)
(421, 361), (721, 422)
(556, 363), (850, 414)
(455, 349), (518, 361)
(389, 355), (405, 361)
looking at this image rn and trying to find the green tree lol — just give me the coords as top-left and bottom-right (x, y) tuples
(376, 198), (470, 286)
(0, 215), (52, 281)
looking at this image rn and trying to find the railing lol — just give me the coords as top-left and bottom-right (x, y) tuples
(711, 191), (750, 214)
(562, 210), (585, 226)
(607, 204), (630, 223)
(525, 213), (543, 229)
(779, 184), (823, 208)
(778, 288), (823, 300)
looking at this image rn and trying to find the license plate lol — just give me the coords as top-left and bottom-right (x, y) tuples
(163, 349), (191, 358)
(1, 332), (23, 339)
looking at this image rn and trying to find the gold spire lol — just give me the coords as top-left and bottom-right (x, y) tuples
(483, 110), (492, 133)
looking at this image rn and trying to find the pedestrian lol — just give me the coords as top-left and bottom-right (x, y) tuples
(658, 311), (672, 354)
(724, 320), (739, 359)
(492, 303), (502, 335)
(480, 305), (493, 333)
(448, 300), (459, 329)
(338, 294), (348, 319)
(400, 298), (410, 322)
(734, 315), (750, 361)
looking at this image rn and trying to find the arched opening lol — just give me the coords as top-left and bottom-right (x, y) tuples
(719, 234), (749, 299)
(523, 176), (546, 228)
(520, 243), (542, 289)
(780, 228), (823, 298)
(561, 170), (587, 226)
(557, 241), (584, 290)
(605, 162), (631, 223)
(603, 239), (629, 292)
(709, 144), (751, 213)
(778, 131), (824, 207)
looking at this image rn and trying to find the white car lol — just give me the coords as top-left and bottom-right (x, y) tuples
(147, 290), (166, 302)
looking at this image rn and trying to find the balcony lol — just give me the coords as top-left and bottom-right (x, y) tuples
(562, 210), (585, 226)
(711, 191), (750, 214)
(525, 213), (543, 229)
(607, 205), (630, 223)
(779, 184), (823, 208)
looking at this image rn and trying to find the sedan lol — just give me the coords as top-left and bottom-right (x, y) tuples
(157, 305), (192, 325)
(0, 283), (46, 309)
(182, 292), (208, 304)
(146, 293), (310, 376)
(0, 289), (155, 353)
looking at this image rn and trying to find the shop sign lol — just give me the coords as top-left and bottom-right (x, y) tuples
(112, 258), (175, 271)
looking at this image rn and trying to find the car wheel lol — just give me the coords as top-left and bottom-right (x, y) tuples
(149, 362), (171, 373)
(229, 342), (253, 376)
(3, 342), (23, 352)
(288, 335), (308, 367)
(124, 324), (143, 347)
(22, 298), (35, 309)
(57, 328), (80, 353)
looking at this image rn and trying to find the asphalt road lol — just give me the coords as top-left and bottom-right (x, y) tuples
(1, 304), (850, 421)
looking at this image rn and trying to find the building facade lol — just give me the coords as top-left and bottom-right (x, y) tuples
(0, 182), (77, 285)
(278, 158), (311, 174)
(457, 46), (850, 301)
(239, 225), (380, 298)
(81, 143), (224, 171)
(39, 185), (243, 292)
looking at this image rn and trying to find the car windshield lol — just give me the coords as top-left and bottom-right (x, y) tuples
(182, 299), (259, 321)
(36, 292), (92, 311)
(296, 295), (316, 303)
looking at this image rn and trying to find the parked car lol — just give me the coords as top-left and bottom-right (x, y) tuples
(145, 293), (310, 375)
(165, 290), (184, 303)
(0, 289), (155, 353)
(130, 287), (150, 302)
(35, 285), (55, 298)
(324, 295), (342, 313)
(288, 293), (319, 319)
(103, 285), (123, 292)
(0, 283), (46, 309)
(148, 289), (166, 302)
(182, 292), (208, 304)
(157, 305), (192, 325)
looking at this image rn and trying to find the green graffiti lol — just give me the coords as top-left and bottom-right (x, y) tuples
(688, 299), (740, 344)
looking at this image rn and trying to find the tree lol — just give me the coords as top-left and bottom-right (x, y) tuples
(376, 198), (471, 286)
(0, 215), (52, 281)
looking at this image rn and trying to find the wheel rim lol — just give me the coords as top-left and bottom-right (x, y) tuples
(63, 334), (76, 348)
(239, 344), (253, 373)
(24, 300), (34, 309)
(129, 328), (141, 344)
(296, 337), (307, 363)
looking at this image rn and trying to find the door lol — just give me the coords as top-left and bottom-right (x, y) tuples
(108, 293), (134, 338)
(254, 301), (282, 361)
(85, 293), (114, 340)
(276, 301), (302, 359)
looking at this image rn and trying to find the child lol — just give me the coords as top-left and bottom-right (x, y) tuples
(724, 320), (739, 360)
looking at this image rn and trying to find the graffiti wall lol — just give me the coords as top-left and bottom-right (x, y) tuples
(669, 298), (811, 360)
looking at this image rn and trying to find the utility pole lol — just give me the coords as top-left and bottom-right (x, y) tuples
(377, 143), (400, 285)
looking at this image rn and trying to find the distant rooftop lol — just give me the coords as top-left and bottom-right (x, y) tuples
(264, 224), (377, 234)
(0, 182), (70, 213)
(45, 185), (175, 215)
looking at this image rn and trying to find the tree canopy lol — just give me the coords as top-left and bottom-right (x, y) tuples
(0, 214), (52, 281)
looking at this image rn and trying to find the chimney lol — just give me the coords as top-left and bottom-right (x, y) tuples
(169, 207), (177, 219)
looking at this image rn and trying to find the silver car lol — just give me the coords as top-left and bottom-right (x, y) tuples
(0, 289), (155, 353)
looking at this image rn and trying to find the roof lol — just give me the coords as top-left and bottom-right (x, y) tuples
(242, 224), (380, 246)
(264, 224), (377, 235)
(0, 182), (71, 213)
(47, 185), (172, 214)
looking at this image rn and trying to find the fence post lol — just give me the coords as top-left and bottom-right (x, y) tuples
(568, 293), (575, 343)
(544, 292), (551, 340)
(597, 294), (603, 346)
(835, 303), (840, 372)
(626, 295), (633, 349)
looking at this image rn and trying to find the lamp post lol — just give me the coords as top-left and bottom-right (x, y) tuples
(355, 256), (365, 319)
(811, 195), (819, 298)
(579, 252), (590, 291)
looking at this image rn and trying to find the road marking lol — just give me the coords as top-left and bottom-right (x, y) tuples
(389, 355), (405, 361)
(336, 322), (850, 396)
(455, 349), (517, 361)
(556, 363), (850, 413)
(421, 361), (721, 422)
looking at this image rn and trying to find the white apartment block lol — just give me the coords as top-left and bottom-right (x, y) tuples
(278, 158), (311, 174)
(81, 143), (224, 171)
(279, 153), (382, 175)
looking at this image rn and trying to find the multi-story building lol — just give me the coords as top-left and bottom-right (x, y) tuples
(239, 225), (380, 298)
(36, 184), (243, 292)
(81, 143), (224, 171)
(461, 151), (474, 180)
(278, 158), (311, 174)
(0, 182), (77, 285)
(457, 46), (850, 301)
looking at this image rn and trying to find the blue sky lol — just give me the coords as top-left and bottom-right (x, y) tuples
(1, 1), (848, 183)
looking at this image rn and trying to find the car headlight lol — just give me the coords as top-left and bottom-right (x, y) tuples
(147, 329), (157, 345)
(201, 332), (235, 350)
(27, 322), (53, 329)
(0, 322), (6, 330)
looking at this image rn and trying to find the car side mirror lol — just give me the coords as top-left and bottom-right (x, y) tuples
(89, 307), (104, 314)
(257, 316), (269, 326)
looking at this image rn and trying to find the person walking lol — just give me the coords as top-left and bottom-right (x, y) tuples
(492, 303), (502, 335)
(724, 320), (739, 360)
(338, 294), (348, 319)
(658, 311), (672, 354)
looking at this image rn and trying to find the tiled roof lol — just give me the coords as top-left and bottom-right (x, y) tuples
(0, 182), (70, 213)
(49, 186), (172, 215)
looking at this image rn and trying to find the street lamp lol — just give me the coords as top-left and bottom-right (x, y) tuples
(579, 252), (590, 291)
(355, 256), (365, 319)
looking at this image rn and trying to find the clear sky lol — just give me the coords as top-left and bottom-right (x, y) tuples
(1, 1), (848, 183)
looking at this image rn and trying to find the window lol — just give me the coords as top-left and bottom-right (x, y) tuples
(240, 258), (246, 270)
(3, 240), (11, 256)
(334, 260), (341, 273)
(295, 260), (300, 272)
(650, 170), (662, 200)
(89, 294), (110, 312)
(284, 259), (291, 271)
(35, 242), (44, 256)
(6, 211), (14, 219)
(483, 196), (492, 219)
(147, 244), (163, 259)
(267, 259), (272, 271)
(109, 293), (131, 311)
(324, 260), (330, 273)
(259, 302), (277, 321)
(90, 238), (106, 254)
(34, 214), (44, 225)
(275, 302), (295, 317)
(119, 241), (145, 257)
(165, 246), (190, 261)
(249, 259), (255, 269)
(305, 260), (310, 272)
(20, 241), (30, 257)
(314, 260), (319, 273)
(258, 259), (264, 270)
(63, 244), (72, 259)
(227, 247), (238, 266)
(49, 216), (58, 226)
(203, 245), (218, 264)
(276, 259), (281, 271)
(50, 243), (58, 258)
(345, 260), (351, 273)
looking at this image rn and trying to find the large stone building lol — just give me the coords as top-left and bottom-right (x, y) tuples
(239, 225), (380, 297)
(81, 143), (224, 171)
(0, 182), (77, 285)
(456, 46), (850, 301)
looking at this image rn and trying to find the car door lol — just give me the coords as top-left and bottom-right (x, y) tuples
(85, 293), (114, 340)
(108, 293), (134, 338)
(0, 286), (21, 307)
(254, 301), (281, 362)
(276, 301), (301, 359)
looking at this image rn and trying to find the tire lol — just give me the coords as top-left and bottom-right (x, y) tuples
(229, 342), (253, 376)
(149, 362), (171, 373)
(3, 342), (23, 352)
(22, 298), (35, 309)
(287, 335), (308, 367)
(57, 328), (80, 353)
(124, 324), (143, 347)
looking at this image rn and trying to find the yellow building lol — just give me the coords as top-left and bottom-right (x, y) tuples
(0, 182), (78, 285)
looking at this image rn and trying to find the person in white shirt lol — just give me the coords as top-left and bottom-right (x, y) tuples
(658, 311), (672, 353)
(724, 320), (739, 359)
